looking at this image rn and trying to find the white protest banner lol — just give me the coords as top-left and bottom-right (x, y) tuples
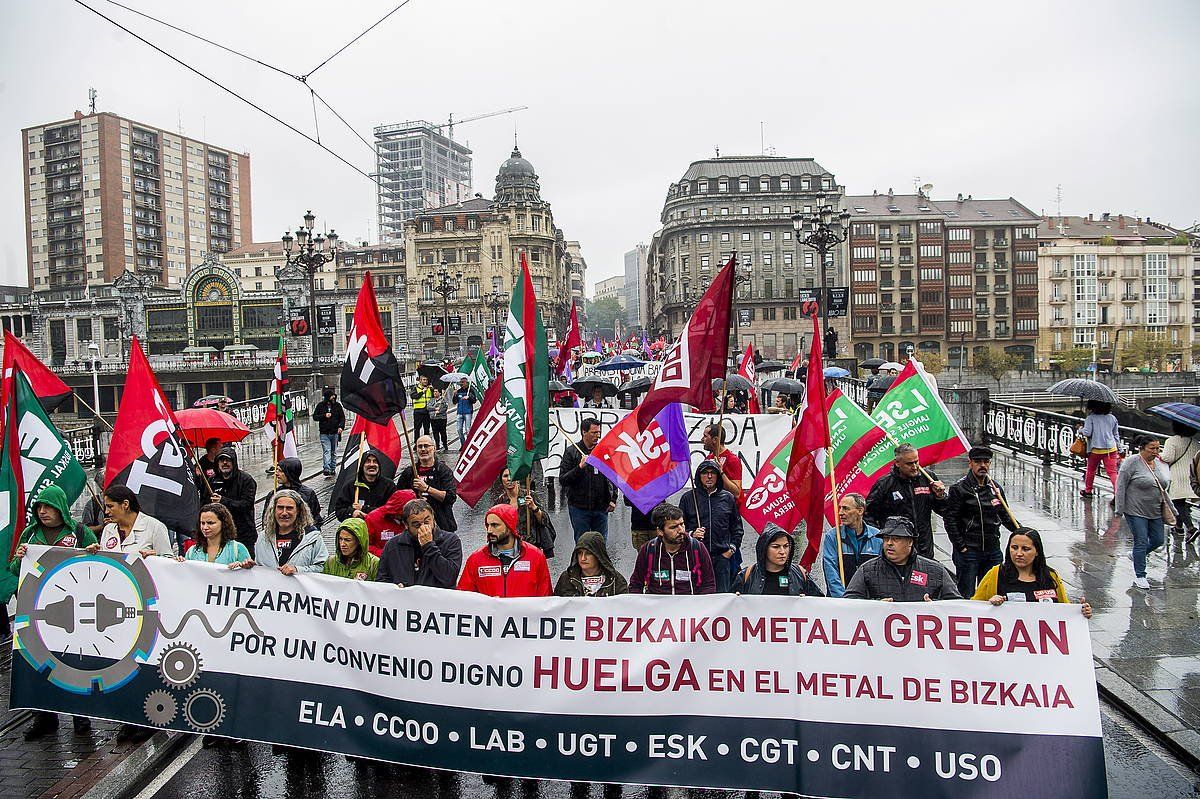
(546, 408), (792, 484)
(13, 547), (1105, 798)
(575, 362), (661, 381)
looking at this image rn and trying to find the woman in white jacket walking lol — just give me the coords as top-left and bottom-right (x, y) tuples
(1161, 422), (1200, 542)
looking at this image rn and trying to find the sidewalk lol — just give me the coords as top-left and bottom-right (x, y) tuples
(989, 452), (1200, 766)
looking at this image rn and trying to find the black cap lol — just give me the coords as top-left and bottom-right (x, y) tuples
(968, 445), (993, 461)
(879, 516), (916, 539)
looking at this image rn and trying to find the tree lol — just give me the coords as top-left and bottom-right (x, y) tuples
(919, 352), (946, 375)
(585, 297), (624, 337)
(973, 347), (1022, 388)
(1123, 331), (1171, 371)
(1099, 235), (1116, 246)
(1056, 347), (1094, 374)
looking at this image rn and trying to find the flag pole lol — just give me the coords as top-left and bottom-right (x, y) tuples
(712, 252), (738, 483)
(397, 412), (416, 469)
(524, 474), (532, 539)
(71, 391), (115, 431)
(827, 447), (846, 589)
(988, 476), (1021, 529)
(548, 415), (589, 460)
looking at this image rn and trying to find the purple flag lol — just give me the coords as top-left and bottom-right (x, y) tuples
(586, 404), (690, 514)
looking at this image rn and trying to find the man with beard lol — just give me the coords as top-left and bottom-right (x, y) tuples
(333, 452), (397, 521)
(457, 503), (551, 597)
(208, 447), (258, 551)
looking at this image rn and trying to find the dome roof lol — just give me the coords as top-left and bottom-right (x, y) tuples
(498, 147), (536, 178)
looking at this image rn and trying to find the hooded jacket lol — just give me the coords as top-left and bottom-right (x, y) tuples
(254, 524), (328, 573)
(332, 457), (397, 521)
(864, 465), (946, 558)
(944, 472), (1017, 554)
(376, 520), (463, 589)
(554, 531), (629, 597)
(324, 518), (380, 581)
(5, 486), (98, 599)
(681, 461), (743, 559)
(395, 458), (459, 532)
(363, 489), (418, 556)
(821, 521), (882, 598)
(457, 504), (552, 597)
(629, 533), (716, 595)
(262, 457), (322, 529)
(210, 447), (258, 550)
(313, 395), (346, 436)
(732, 524), (822, 596)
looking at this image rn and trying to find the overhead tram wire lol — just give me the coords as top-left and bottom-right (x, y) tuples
(305, 0), (417, 79)
(92, 0), (381, 157)
(71, 0), (379, 184)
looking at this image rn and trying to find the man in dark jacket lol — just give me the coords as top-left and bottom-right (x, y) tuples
(559, 417), (617, 540)
(395, 435), (458, 532)
(864, 443), (947, 559)
(262, 457), (322, 529)
(843, 517), (961, 601)
(629, 503), (715, 595)
(732, 523), (822, 596)
(944, 445), (1018, 598)
(375, 499), (462, 589)
(333, 452), (397, 521)
(313, 387), (346, 476)
(681, 460), (743, 593)
(208, 447), (257, 551)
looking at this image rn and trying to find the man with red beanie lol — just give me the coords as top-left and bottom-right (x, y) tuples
(457, 503), (552, 597)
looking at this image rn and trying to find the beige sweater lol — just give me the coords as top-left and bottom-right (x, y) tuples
(1161, 434), (1200, 501)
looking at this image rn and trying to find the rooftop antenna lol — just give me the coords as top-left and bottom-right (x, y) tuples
(88, 88), (97, 114)
(715, 145), (720, 157)
(921, 183), (933, 199)
(760, 122), (765, 156)
(913, 176), (922, 195)
(1056, 185), (1065, 234)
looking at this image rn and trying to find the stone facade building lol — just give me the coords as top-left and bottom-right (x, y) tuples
(23, 110), (251, 293)
(593, 276), (625, 306)
(646, 155), (846, 361)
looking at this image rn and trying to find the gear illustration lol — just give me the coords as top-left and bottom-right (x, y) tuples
(144, 690), (178, 727)
(158, 642), (202, 689)
(183, 688), (226, 733)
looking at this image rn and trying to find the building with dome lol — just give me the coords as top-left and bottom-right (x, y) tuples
(401, 145), (577, 358)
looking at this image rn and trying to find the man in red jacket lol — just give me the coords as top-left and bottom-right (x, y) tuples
(457, 503), (552, 597)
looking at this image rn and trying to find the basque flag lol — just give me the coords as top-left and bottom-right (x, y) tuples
(341, 271), (406, 425)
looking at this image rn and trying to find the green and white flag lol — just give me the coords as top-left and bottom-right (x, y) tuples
(461, 350), (493, 402)
(1, 369), (87, 558)
(872, 358), (969, 465)
(502, 255), (549, 481)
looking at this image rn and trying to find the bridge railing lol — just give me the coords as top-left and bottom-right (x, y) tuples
(983, 400), (1159, 468)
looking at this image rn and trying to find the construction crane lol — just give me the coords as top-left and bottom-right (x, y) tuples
(429, 106), (528, 143)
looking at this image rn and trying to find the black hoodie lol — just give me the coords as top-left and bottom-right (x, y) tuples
(731, 523), (823, 596)
(333, 456), (397, 521)
(681, 460), (743, 558)
(210, 447), (258, 550)
(262, 457), (323, 529)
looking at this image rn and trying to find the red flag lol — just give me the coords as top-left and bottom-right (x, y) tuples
(635, 256), (736, 427)
(737, 343), (761, 413)
(1, 330), (70, 412)
(788, 350), (804, 373)
(341, 271), (407, 424)
(453, 377), (507, 506)
(105, 337), (200, 533)
(784, 315), (831, 569)
(331, 415), (404, 501)
(555, 302), (582, 377)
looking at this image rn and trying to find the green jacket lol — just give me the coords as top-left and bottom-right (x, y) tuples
(4, 485), (97, 602)
(323, 518), (379, 581)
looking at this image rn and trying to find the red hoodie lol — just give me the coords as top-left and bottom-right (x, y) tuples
(363, 489), (417, 557)
(457, 504), (552, 597)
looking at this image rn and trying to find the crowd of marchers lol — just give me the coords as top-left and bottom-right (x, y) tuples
(8, 397), (1120, 746)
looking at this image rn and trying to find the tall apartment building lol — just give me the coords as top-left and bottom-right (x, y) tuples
(593, 276), (625, 306)
(375, 121), (472, 242)
(843, 192), (1040, 367)
(1038, 214), (1193, 370)
(23, 110), (251, 293)
(624, 243), (648, 329)
(647, 156), (846, 360)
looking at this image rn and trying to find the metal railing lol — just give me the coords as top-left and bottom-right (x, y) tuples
(994, 384), (1200, 408)
(983, 400), (1158, 467)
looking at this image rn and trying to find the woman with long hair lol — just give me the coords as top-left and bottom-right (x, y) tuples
(1077, 400), (1121, 497)
(973, 527), (1091, 616)
(1160, 421), (1199, 542)
(182, 503), (251, 565)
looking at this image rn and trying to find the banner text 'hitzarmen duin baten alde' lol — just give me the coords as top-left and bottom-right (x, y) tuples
(12, 547), (1104, 799)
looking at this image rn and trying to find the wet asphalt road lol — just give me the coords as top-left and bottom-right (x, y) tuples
(136, 443), (1198, 798)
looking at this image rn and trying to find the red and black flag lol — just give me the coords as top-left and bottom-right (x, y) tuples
(1, 330), (71, 413)
(105, 337), (199, 534)
(332, 415), (404, 503)
(341, 272), (406, 424)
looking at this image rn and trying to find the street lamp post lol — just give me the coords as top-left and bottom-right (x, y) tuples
(281, 210), (338, 394)
(793, 206), (850, 357)
(87, 341), (101, 422)
(425, 261), (463, 359)
(486, 291), (507, 351)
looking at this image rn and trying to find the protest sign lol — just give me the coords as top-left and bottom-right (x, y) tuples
(545, 409), (792, 484)
(12, 547), (1105, 798)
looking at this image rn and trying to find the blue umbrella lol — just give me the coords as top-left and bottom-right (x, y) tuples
(823, 366), (850, 379)
(1147, 402), (1200, 430)
(592, 353), (648, 372)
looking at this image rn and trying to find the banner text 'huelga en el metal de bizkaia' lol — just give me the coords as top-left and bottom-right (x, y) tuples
(12, 547), (1105, 799)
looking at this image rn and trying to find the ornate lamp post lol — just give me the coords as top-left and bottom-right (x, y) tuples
(793, 206), (850, 356)
(281, 210), (338, 392)
(425, 260), (462, 359)
(486, 290), (508, 350)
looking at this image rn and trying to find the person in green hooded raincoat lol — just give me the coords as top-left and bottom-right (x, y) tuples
(8, 485), (98, 740)
(554, 530), (628, 597)
(323, 518), (379, 581)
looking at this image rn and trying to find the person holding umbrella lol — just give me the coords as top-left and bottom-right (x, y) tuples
(584, 385), (611, 409)
(1076, 401), (1121, 497)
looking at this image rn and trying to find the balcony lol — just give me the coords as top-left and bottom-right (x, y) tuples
(900, 326), (916, 334)
(975, 309), (990, 317)
(898, 256), (914, 265)
(1050, 296), (1066, 304)
(899, 303), (915, 311)
(993, 238), (1008, 248)
(879, 281), (895, 289)
(975, 262), (989, 272)
(897, 233), (914, 243)
(134, 181), (160, 195)
(975, 286), (990, 294)
(135, 210), (159, 224)
(132, 132), (156, 147)
(1121, 293), (1139, 302)
(879, 256), (894, 264)
(132, 147), (158, 164)
(994, 284), (1010, 292)
(899, 280), (915, 288)
(878, 234), (893, 243)
(135, 196), (161, 210)
(880, 326), (896, 335)
(49, 179), (82, 192)
(45, 128), (80, 145)
(136, 243), (162, 256)
(47, 161), (80, 175)
(974, 241), (990, 249)
(132, 162), (157, 177)
(993, 261), (1008, 271)
(880, 303), (896, 311)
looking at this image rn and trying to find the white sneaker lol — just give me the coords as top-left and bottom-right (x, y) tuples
(1132, 577), (1150, 590)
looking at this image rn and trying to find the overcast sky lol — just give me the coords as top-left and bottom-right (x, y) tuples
(1, 0), (1197, 292)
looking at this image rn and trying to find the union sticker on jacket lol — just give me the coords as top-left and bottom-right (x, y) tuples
(891, 491), (903, 501)
(478, 565), (501, 577)
(513, 561), (531, 572)
(909, 570), (928, 586)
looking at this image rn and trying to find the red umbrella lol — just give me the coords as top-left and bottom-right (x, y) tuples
(175, 408), (251, 447)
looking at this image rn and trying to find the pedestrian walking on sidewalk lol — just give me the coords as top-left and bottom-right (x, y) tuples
(1115, 434), (1170, 591)
(429, 388), (449, 450)
(1160, 421), (1199, 541)
(1077, 401), (1121, 497)
(973, 527), (1092, 617)
(313, 387), (345, 476)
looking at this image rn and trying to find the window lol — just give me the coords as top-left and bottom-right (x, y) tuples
(700, 255), (710, 268)
(918, 221), (940, 235)
(699, 180), (709, 193)
(741, 232), (751, 242)
(851, 246), (876, 260)
(741, 207), (750, 215)
(721, 232), (730, 242)
(800, 177), (810, 191)
(444, 218), (455, 232)
(760, 178), (770, 191)
(76, 318), (92, 342)
(851, 223), (876, 236)
(763, 307), (776, 320)
(699, 208), (709, 217)
(852, 269), (877, 282)
(780, 179), (790, 190)
(762, 231), (772, 241)
(783, 252), (793, 266)
(700, 233), (710, 242)
(821, 178), (832, 190)
(919, 244), (943, 258)
(738, 178), (749, 192)
(948, 228), (970, 241)
(718, 179), (728, 193)
(761, 207), (771, 214)
(763, 254), (772, 266)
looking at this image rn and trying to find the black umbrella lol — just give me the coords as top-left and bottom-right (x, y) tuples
(417, 360), (449, 382)
(756, 360), (789, 374)
(761, 377), (806, 395)
(859, 357), (886, 370)
(1046, 379), (1119, 405)
(548, 380), (570, 392)
(713, 375), (753, 392)
(571, 378), (618, 398)
(618, 376), (653, 395)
